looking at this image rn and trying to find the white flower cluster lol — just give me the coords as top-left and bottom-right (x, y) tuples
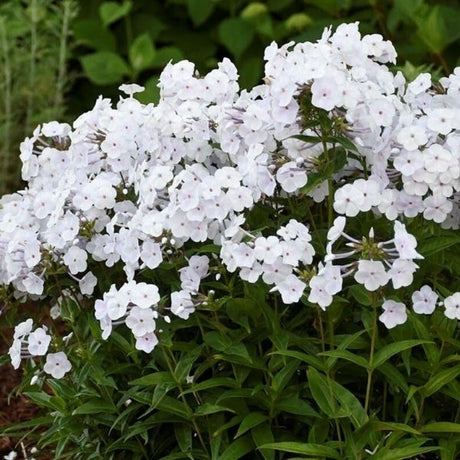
(9, 319), (71, 378)
(221, 219), (314, 304)
(309, 217), (423, 307)
(2, 23), (460, 376)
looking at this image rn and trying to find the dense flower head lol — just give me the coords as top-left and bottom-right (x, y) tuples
(2, 23), (460, 378)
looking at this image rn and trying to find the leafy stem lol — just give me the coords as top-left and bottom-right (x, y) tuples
(364, 294), (378, 415)
(161, 345), (211, 459)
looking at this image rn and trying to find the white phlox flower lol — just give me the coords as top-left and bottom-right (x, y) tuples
(379, 299), (407, 329)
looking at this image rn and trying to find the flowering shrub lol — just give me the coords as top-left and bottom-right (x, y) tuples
(1, 23), (460, 459)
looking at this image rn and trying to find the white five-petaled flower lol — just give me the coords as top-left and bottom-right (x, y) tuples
(354, 260), (389, 291)
(135, 332), (158, 353)
(27, 327), (51, 356)
(63, 246), (88, 275)
(275, 274), (306, 304)
(125, 306), (156, 337)
(44, 352), (72, 379)
(444, 292), (460, 320)
(412, 285), (438, 314)
(379, 300), (407, 329)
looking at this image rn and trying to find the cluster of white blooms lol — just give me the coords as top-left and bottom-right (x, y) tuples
(171, 255), (210, 319)
(309, 217), (423, 308)
(2, 23), (460, 377)
(94, 280), (160, 351)
(9, 318), (71, 378)
(221, 219), (314, 303)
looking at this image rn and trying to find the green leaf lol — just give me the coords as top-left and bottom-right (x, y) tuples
(219, 435), (254, 460)
(203, 331), (232, 351)
(293, 134), (323, 145)
(72, 399), (116, 415)
(420, 422), (460, 433)
(195, 403), (235, 416)
(187, 0), (215, 26)
(319, 349), (368, 370)
(275, 396), (319, 418)
(74, 19), (116, 51)
(259, 442), (339, 458)
(156, 396), (191, 419)
(372, 340), (431, 369)
(270, 350), (325, 371)
(377, 362), (409, 393)
(235, 413), (268, 438)
(439, 438), (457, 460)
(307, 368), (335, 417)
(129, 371), (175, 386)
(239, 55), (263, 89)
(323, 136), (358, 152)
(80, 52), (130, 86)
(293, 135), (357, 152)
(174, 345), (203, 382)
(368, 421), (421, 435)
(421, 365), (460, 397)
(268, 0), (294, 12)
(1, 416), (54, 436)
(252, 423), (275, 460)
(60, 297), (79, 321)
(159, 453), (194, 460)
(129, 33), (156, 72)
(330, 379), (367, 428)
(415, 5), (460, 54)
(99, 1), (132, 27)
(46, 379), (75, 401)
(348, 284), (373, 306)
(148, 382), (172, 413)
(410, 314), (438, 365)
(373, 446), (439, 460)
(25, 392), (66, 412)
(180, 377), (237, 396)
(219, 18), (255, 58)
(418, 235), (460, 257)
(226, 298), (257, 333)
(152, 46), (184, 68)
(271, 359), (299, 393)
(135, 75), (160, 104)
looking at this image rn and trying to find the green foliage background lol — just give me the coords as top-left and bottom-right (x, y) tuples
(0, 0), (460, 195)
(70, 0), (460, 109)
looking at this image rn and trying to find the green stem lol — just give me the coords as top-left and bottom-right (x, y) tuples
(54, 0), (73, 114)
(26, 0), (38, 137)
(317, 308), (343, 454)
(435, 52), (450, 76)
(162, 345), (211, 459)
(416, 340), (444, 426)
(321, 139), (334, 228)
(364, 300), (378, 415)
(0, 19), (12, 195)
(306, 204), (326, 254)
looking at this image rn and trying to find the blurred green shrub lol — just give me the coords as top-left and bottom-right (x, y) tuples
(0, 0), (77, 196)
(69, 0), (459, 111)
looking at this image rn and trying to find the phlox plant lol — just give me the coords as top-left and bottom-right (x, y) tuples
(1, 22), (460, 460)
